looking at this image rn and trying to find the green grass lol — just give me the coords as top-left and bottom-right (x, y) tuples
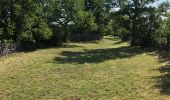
(0, 36), (170, 100)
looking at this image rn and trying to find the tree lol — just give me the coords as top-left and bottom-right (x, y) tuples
(51, 0), (83, 42)
(111, 0), (168, 46)
(71, 10), (98, 41)
(154, 1), (170, 49)
(0, 0), (53, 49)
(84, 0), (112, 36)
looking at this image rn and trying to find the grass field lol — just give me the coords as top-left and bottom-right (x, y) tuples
(0, 36), (170, 100)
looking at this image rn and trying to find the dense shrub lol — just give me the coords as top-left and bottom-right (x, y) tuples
(69, 33), (102, 42)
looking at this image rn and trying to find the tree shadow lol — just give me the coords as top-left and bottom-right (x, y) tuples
(156, 50), (170, 62)
(153, 50), (170, 95)
(54, 46), (152, 64)
(153, 65), (170, 95)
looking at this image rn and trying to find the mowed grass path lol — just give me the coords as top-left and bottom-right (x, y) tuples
(0, 36), (170, 100)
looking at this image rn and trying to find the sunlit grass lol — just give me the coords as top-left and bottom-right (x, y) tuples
(0, 36), (169, 100)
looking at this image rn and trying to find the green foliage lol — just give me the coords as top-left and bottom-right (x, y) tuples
(0, 0), (53, 47)
(0, 0), (170, 50)
(74, 11), (98, 33)
(34, 21), (53, 40)
(84, 0), (111, 35)
(154, 15), (170, 48)
(110, 0), (170, 48)
(70, 11), (99, 41)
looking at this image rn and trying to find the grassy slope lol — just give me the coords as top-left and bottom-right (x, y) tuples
(0, 36), (169, 100)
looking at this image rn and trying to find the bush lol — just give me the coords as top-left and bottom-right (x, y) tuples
(21, 41), (36, 51)
(69, 32), (102, 42)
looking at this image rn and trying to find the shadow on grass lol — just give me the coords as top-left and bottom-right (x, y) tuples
(157, 50), (170, 62)
(153, 51), (170, 95)
(153, 65), (170, 95)
(54, 46), (152, 64)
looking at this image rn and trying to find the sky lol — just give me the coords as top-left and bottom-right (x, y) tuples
(111, 0), (170, 12)
(153, 0), (170, 6)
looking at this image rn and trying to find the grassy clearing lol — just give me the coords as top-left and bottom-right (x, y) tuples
(0, 36), (170, 100)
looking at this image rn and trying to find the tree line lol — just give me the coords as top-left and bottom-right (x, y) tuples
(0, 0), (170, 51)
